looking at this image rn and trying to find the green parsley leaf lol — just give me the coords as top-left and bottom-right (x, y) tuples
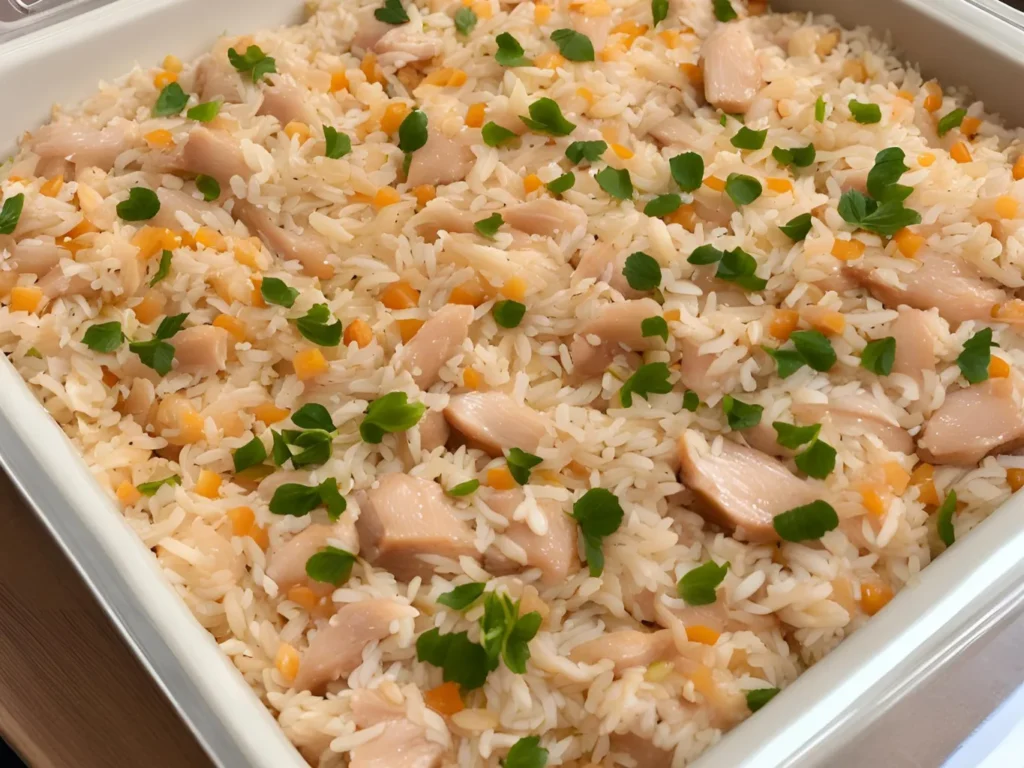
(482, 121), (518, 147)
(260, 276), (298, 307)
(722, 395), (763, 430)
(270, 430), (291, 466)
(496, 32), (528, 67)
(682, 390), (700, 412)
(687, 244), (723, 265)
(186, 100), (221, 122)
(474, 212), (504, 239)
(720, 113), (728, 127)
(24, 347), (41, 359)
(677, 560), (729, 606)
(195, 175), (220, 202)
(780, 213), (813, 241)
(480, 592), (541, 674)
(867, 147), (911, 202)
(652, 0), (668, 25)
(117, 187), (160, 221)
(838, 189), (921, 236)
(493, 299), (526, 328)
(227, 45), (276, 82)
(137, 475), (180, 496)
(713, 0), (737, 22)
(641, 315), (669, 342)
(505, 735), (548, 768)
(815, 96), (826, 122)
(232, 435), (267, 472)
(861, 336), (896, 375)
(269, 477), (346, 519)
(550, 28), (594, 62)
(937, 489), (956, 546)
(731, 126), (767, 150)
(546, 172), (575, 194)
(669, 152), (704, 191)
(595, 166), (633, 199)
(416, 628), (490, 690)
(838, 189), (875, 224)
(619, 362), (672, 407)
(790, 329), (836, 372)
(957, 327), (996, 384)
(644, 193), (682, 217)
(454, 6), (477, 35)
(724, 173), (762, 206)
(279, 429), (333, 469)
(622, 251), (661, 291)
(438, 582), (486, 610)
(565, 140), (606, 164)
(155, 313), (187, 339)
(153, 82), (188, 117)
(446, 479), (480, 497)
(305, 546), (355, 586)
(849, 99), (882, 124)
(715, 247), (767, 291)
(252, 56), (277, 82)
(360, 391), (426, 443)
(773, 499), (839, 542)
(507, 447), (543, 485)
(324, 126), (352, 159)
(398, 109), (428, 153)
(401, 152), (413, 177)
(764, 346), (806, 378)
(747, 688), (780, 712)
(937, 108), (966, 137)
(292, 403), (335, 432)
(772, 143), (816, 168)
(0, 193), (24, 234)
(773, 421), (821, 449)
(795, 439), (836, 479)
(570, 487), (624, 577)
(519, 97), (576, 136)
(82, 321), (124, 353)
(294, 303), (342, 346)
(374, 0), (409, 25)
(128, 339), (175, 375)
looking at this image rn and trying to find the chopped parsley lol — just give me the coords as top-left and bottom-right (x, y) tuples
(724, 173), (762, 206)
(670, 152), (704, 191)
(619, 362), (673, 407)
(128, 312), (187, 375)
(506, 447), (543, 485)
(324, 126), (352, 159)
(360, 391), (426, 443)
(416, 628), (491, 690)
(195, 175), (220, 202)
(790, 330), (836, 372)
(763, 346), (806, 378)
(937, 108), (966, 137)
(715, 247), (767, 291)
(137, 475), (181, 495)
(837, 189), (921, 236)
(644, 193), (682, 217)
(570, 487), (624, 576)
(493, 299), (526, 328)
(550, 29), (594, 62)
(595, 166), (633, 200)
(269, 477), (346, 520)
(773, 421), (821, 449)
(374, 0), (409, 25)
(622, 251), (661, 291)
(747, 688), (780, 712)
(0, 193), (24, 234)
(260, 276), (298, 307)
(848, 99), (881, 124)
(772, 500), (839, 542)
(496, 32), (529, 67)
(505, 736), (548, 768)
(641, 315), (669, 342)
(866, 147), (913, 203)
(397, 109), (428, 153)
(652, 0), (668, 26)
(454, 7), (477, 35)
(937, 489), (957, 546)
(730, 126), (767, 150)
(232, 436), (268, 473)
(294, 304), (342, 346)
(722, 395), (763, 430)
(519, 98), (575, 136)
(474, 212), (503, 239)
(677, 560), (729, 605)
(565, 140), (607, 164)
(861, 336), (896, 375)
(117, 187), (160, 221)
(780, 213), (813, 241)
(292, 403), (335, 431)
(772, 144), (816, 168)
(82, 321), (124, 353)
(446, 479), (480, 497)
(546, 172), (575, 194)
(814, 96), (826, 122)
(153, 82), (188, 117)
(687, 244), (723, 265)
(437, 582), (486, 610)
(956, 327), (996, 384)
(305, 546), (355, 586)
(482, 122), (518, 147)
(713, 0), (737, 22)
(794, 439), (837, 479)
(227, 44), (276, 82)
(682, 390), (700, 412)
(186, 100), (221, 122)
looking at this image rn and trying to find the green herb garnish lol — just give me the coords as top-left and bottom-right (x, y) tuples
(305, 546), (356, 585)
(713, 0), (737, 22)
(595, 166), (633, 199)
(772, 500), (839, 542)
(82, 321), (124, 353)
(622, 251), (661, 291)
(519, 97), (575, 136)
(232, 436), (268, 472)
(956, 327), (996, 384)
(550, 29), (594, 62)
(861, 336), (896, 376)
(546, 172), (575, 194)
(153, 82), (188, 117)
(482, 122), (518, 147)
(474, 212), (504, 239)
(0, 193), (24, 234)
(794, 439), (836, 479)
(186, 100), (221, 122)
(398, 109), (428, 153)
(747, 688), (780, 712)
(260, 276), (298, 307)
(937, 489), (956, 546)
(507, 447), (543, 485)
(641, 315), (669, 342)
(137, 475), (181, 495)
(849, 99), (881, 124)
(677, 560), (729, 605)
(454, 7), (477, 35)
(790, 329), (836, 372)
(619, 362), (672, 407)
(360, 391), (426, 443)
(505, 736), (548, 768)
(374, 0), (409, 25)
(195, 175), (220, 202)
(269, 477), (346, 520)
(722, 395), (762, 430)
(772, 144), (816, 168)
(937, 108), (966, 137)
(570, 487), (624, 577)
(227, 44), (276, 82)
(117, 187), (160, 221)
(687, 244), (723, 265)
(294, 304), (342, 346)
(644, 193), (682, 217)
(438, 582), (486, 610)
(715, 247), (767, 291)
(731, 126), (767, 150)
(773, 422), (821, 449)
(324, 126), (352, 159)
(565, 140), (606, 164)
(724, 173), (762, 206)
(493, 299), (526, 328)
(780, 213), (813, 241)
(496, 32), (529, 67)
(670, 152), (704, 191)
(446, 479), (480, 497)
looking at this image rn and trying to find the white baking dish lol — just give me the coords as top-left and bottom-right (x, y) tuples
(2, 1), (1023, 766)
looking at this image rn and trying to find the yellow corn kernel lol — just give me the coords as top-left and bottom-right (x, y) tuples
(766, 177), (793, 194)
(40, 174), (64, 198)
(950, 141), (972, 164)
(663, 309), (681, 322)
(1014, 156), (1024, 181)
(381, 102), (411, 134)
(233, 237), (261, 268)
(406, 186), (435, 211)
(807, 310), (846, 335)
(576, 0), (610, 15)
(463, 368), (482, 390)
(133, 291), (167, 324)
(680, 62), (703, 87)
(250, 524), (269, 550)
(923, 82), (943, 112)
(916, 152), (935, 168)
(704, 175), (725, 191)
(995, 195), (1019, 219)
(275, 643), (300, 681)
(116, 480), (142, 506)
(381, 281), (420, 310)
(449, 279), (486, 307)
(612, 21), (648, 38)
(883, 462), (911, 495)
(1008, 468), (1024, 493)
(195, 469), (222, 499)
(144, 129), (175, 149)
(960, 115), (982, 138)
(343, 317), (374, 348)
(465, 102), (486, 128)
(213, 314), (247, 343)
(284, 121), (311, 144)
(659, 30), (681, 49)
(286, 585), (318, 611)
(896, 90), (914, 101)
(180, 408), (205, 444)
(893, 228), (925, 258)
(487, 466), (517, 490)
(195, 226), (227, 251)
(153, 70), (177, 88)
(910, 462), (939, 506)
(373, 187), (401, 209)
(860, 582), (894, 616)
(251, 277), (266, 308)
(815, 31), (839, 57)
(645, 660), (674, 683)
(768, 309), (799, 341)
(471, 0), (492, 19)
(533, 52), (565, 70)
(860, 485), (888, 517)
(534, 3), (552, 23)
(397, 318), (424, 343)
(161, 54), (183, 73)
(361, 52), (383, 84)
(252, 402), (290, 425)
(66, 218), (99, 239)
(576, 87), (595, 106)
(831, 238), (865, 261)
(523, 174), (543, 194)
(666, 203), (697, 231)
(841, 59), (868, 83)
(294, 348), (329, 380)
(424, 681), (465, 716)
(422, 68), (451, 86)
(10, 286), (42, 313)
(686, 625), (720, 646)
(501, 276), (527, 302)
(610, 143), (634, 160)
(989, 355), (1011, 379)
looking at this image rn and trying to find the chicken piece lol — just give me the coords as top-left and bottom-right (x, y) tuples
(266, 521), (360, 592)
(410, 201), (475, 241)
(257, 80), (315, 127)
(152, 188), (227, 229)
(351, 5), (394, 51)
(609, 732), (674, 768)
(502, 199), (588, 238)
(571, 11), (613, 52)
(0, 240), (68, 278)
(890, 307), (937, 382)
(293, 599), (416, 692)
(406, 129), (476, 188)
(678, 339), (734, 399)
(36, 263), (99, 300)
(397, 409), (450, 470)
(181, 127), (253, 186)
(701, 23), (764, 114)
(655, 596), (780, 635)
(355, 473), (479, 581)
(443, 391), (552, 456)
(677, 431), (819, 543)
(234, 201), (335, 279)
(569, 629), (674, 675)
(349, 689), (406, 727)
(646, 115), (700, 147)
(120, 377), (157, 428)
(192, 55), (244, 103)
(917, 378), (1024, 465)
(741, 419), (792, 459)
(374, 26), (443, 65)
(482, 490), (578, 585)
(569, 298), (662, 379)
(349, 718), (444, 768)
(844, 252), (1007, 326)
(172, 325), (230, 377)
(30, 119), (138, 171)
(791, 395), (913, 454)
(392, 304), (474, 389)
(571, 241), (641, 298)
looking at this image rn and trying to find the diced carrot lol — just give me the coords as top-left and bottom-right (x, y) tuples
(860, 485), (888, 517)
(162, 54), (183, 74)
(249, 524), (269, 550)
(397, 318), (424, 343)
(680, 63), (703, 87)
(116, 480), (142, 506)
(1007, 467), (1024, 492)
(1014, 156), (1024, 181)
(659, 30), (681, 49)
(960, 115), (982, 138)
(153, 70), (177, 88)
(950, 141), (972, 164)
(10, 286), (42, 313)
(917, 152), (936, 167)
(195, 469), (222, 499)
(896, 90), (914, 102)
(666, 203), (697, 231)
(252, 403), (290, 425)
(66, 218), (99, 239)
(893, 228), (924, 258)
(463, 368), (482, 390)
(381, 102), (411, 134)
(910, 462), (939, 506)
(831, 238), (865, 261)
(133, 291), (167, 324)
(989, 355), (1011, 379)
(412, 184), (436, 208)
(703, 175), (725, 191)
(275, 643), (300, 681)
(101, 367), (119, 387)
(465, 102), (486, 128)
(486, 466), (516, 490)
(213, 314), (247, 343)
(664, 309), (681, 322)
(381, 281), (420, 310)
(923, 81), (942, 112)
(523, 174), (543, 194)
(610, 143), (634, 160)
(612, 21), (648, 38)
(768, 309), (799, 340)
(766, 177), (793, 194)
(251, 276), (267, 307)
(860, 582), (894, 616)
(287, 585), (319, 611)
(423, 68), (453, 86)
(534, 4), (552, 24)
(361, 53), (383, 84)
(330, 70), (349, 93)
(425, 681), (465, 715)
(883, 462), (911, 495)
(501, 276), (527, 302)
(293, 348), (329, 380)
(686, 625), (720, 645)
(995, 195), (1019, 219)
(132, 226), (179, 260)
(344, 317), (374, 348)
(577, 0), (610, 16)
(806, 309), (846, 335)
(373, 187), (401, 209)
(449, 278), (486, 307)
(533, 52), (565, 70)
(40, 174), (64, 197)
(144, 129), (175, 149)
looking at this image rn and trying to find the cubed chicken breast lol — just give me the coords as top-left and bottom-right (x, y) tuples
(443, 391), (552, 456)
(917, 378), (1024, 464)
(392, 304), (474, 389)
(701, 23), (764, 114)
(481, 489), (578, 584)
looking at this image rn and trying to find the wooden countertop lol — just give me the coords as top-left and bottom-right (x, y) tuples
(0, 470), (212, 768)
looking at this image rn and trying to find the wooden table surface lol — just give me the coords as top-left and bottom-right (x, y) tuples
(0, 469), (211, 768)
